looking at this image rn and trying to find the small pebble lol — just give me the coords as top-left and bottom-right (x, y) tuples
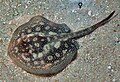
(88, 10), (92, 16)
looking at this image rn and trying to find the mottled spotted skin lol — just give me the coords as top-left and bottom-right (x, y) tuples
(8, 11), (116, 76)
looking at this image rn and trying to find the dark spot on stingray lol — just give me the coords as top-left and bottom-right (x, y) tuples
(8, 11), (117, 77)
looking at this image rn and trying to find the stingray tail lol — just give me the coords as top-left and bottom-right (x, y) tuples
(48, 11), (117, 41)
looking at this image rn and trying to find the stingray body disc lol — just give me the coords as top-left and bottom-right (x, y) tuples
(8, 15), (79, 76)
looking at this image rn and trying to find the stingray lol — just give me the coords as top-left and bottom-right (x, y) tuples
(8, 11), (116, 77)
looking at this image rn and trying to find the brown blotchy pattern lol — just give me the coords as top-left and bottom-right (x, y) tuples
(8, 11), (116, 76)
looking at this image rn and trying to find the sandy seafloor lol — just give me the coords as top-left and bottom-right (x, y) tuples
(0, 0), (120, 82)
